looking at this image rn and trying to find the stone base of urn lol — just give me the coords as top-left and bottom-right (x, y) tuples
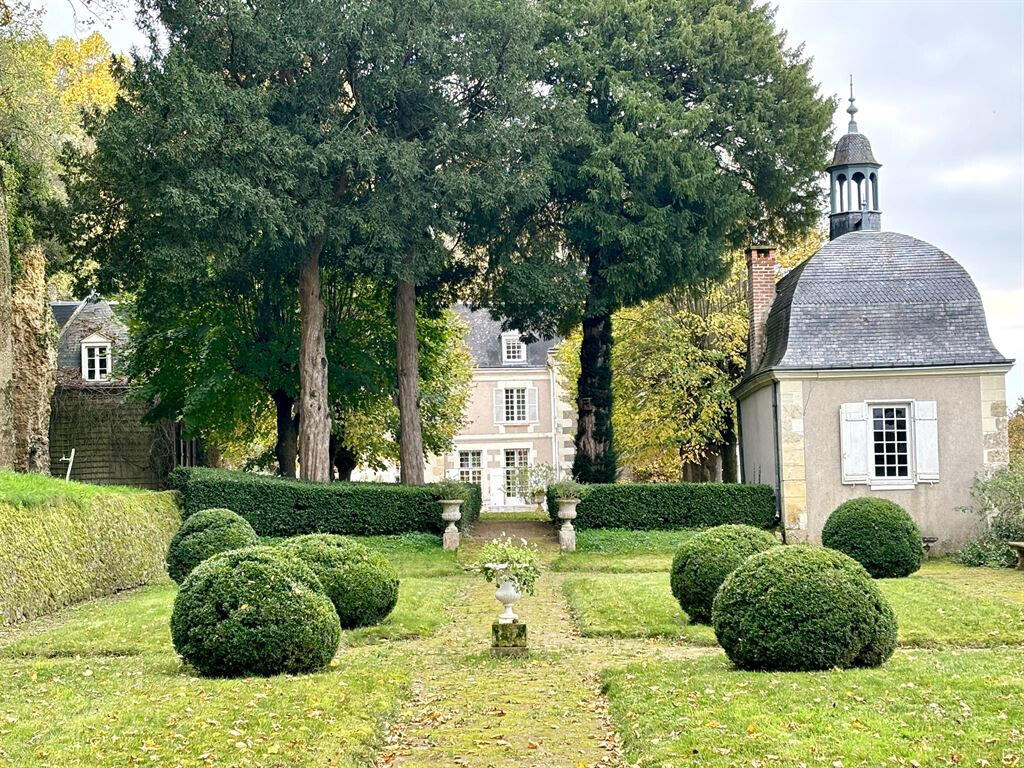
(440, 499), (463, 551)
(558, 526), (576, 551)
(491, 622), (528, 658)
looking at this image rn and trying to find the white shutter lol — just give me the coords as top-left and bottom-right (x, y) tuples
(840, 402), (869, 484)
(913, 400), (939, 483)
(493, 387), (505, 424)
(527, 387), (539, 423)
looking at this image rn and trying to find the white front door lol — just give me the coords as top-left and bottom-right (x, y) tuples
(502, 448), (530, 507)
(488, 468), (507, 507)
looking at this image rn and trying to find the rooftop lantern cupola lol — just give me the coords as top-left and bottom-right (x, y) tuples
(827, 77), (882, 240)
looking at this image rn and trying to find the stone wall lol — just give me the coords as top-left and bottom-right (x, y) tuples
(11, 248), (56, 473)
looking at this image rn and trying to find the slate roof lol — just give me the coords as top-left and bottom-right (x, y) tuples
(755, 230), (1010, 375)
(52, 297), (130, 384)
(50, 301), (80, 331)
(454, 304), (557, 369)
(831, 132), (879, 166)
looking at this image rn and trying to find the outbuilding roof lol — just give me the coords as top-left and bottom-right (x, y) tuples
(755, 230), (1010, 374)
(453, 304), (557, 369)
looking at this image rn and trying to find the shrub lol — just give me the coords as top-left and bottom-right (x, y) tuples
(821, 498), (923, 578)
(546, 482), (776, 531)
(170, 546), (340, 677)
(0, 471), (180, 626)
(956, 463), (1024, 568)
(953, 536), (1018, 568)
(278, 534), (399, 628)
(711, 546), (898, 672)
(170, 467), (480, 536)
(669, 524), (779, 624)
(166, 508), (259, 583)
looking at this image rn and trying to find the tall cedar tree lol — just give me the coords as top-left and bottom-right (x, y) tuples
(70, 0), (545, 484)
(479, 0), (834, 481)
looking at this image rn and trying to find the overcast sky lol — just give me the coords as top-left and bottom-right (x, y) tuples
(41, 0), (1024, 403)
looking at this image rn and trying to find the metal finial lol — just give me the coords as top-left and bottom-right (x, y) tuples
(847, 75), (859, 133)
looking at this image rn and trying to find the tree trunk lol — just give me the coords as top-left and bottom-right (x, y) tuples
(298, 247), (331, 482)
(572, 306), (616, 483)
(329, 431), (358, 482)
(721, 409), (739, 483)
(395, 279), (425, 484)
(0, 169), (14, 470)
(273, 388), (299, 477)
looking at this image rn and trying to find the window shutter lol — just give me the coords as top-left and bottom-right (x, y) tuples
(840, 402), (869, 484)
(913, 400), (939, 483)
(527, 387), (539, 423)
(493, 387), (505, 424)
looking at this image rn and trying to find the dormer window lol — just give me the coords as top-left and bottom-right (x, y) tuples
(81, 334), (112, 381)
(501, 331), (524, 364)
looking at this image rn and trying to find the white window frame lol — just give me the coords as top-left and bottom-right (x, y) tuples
(493, 384), (539, 425)
(501, 331), (525, 364)
(504, 387), (528, 423)
(81, 335), (112, 382)
(839, 398), (939, 490)
(503, 447), (530, 500)
(867, 401), (913, 486)
(457, 450), (482, 484)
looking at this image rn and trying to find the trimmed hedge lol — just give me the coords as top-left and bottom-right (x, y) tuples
(170, 546), (340, 677)
(546, 482), (776, 531)
(278, 534), (400, 628)
(169, 467), (481, 537)
(166, 508), (259, 583)
(0, 471), (181, 626)
(711, 546), (898, 672)
(822, 498), (923, 578)
(670, 524), (779, 624)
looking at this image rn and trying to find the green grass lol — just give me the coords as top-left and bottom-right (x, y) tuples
(344, 577), (462, 645)
(552, 528), (698, 572)
(603, 649), (1024, 766)
(263, 533), (462, 578)
(0, 471), (145, 506)
(562, 572), (718, 645)
(562, 560), (1024, 648)
(0, 651), (406, 767)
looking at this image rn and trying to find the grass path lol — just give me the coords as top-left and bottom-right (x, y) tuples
(373, 525), (710, 767)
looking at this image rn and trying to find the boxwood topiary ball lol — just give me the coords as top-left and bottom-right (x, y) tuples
(711, 545), (898, 672)
(170, 546), (340, 677)
(822, 498), (923, 578)
(166, 508), (259, 583)
(278, 534), (400, 629)
(669, 524), (779, 624)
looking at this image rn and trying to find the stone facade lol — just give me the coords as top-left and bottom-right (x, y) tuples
(10, 248), (56, 473)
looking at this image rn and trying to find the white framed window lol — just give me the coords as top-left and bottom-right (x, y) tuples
(504, 448), (530, 498)
(458, 450), (482, 484)
(493, 385), (539, 424)
(840, 400), (939, 488)
(81, 335), (112, 382)
(501, 331), (525, 364)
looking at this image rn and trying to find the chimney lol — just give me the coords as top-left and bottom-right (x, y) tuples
(745, 246), (777, 374)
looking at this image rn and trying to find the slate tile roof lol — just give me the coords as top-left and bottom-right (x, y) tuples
(756, 230), (1010, 374)
(453, 304), (556, 369)
(831, 132), (879, 166)
(51, 297), (130, 384)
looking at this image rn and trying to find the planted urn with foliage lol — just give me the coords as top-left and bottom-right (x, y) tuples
(712, 546), (897, 672)
(278, 534), (399, 629)
(822, 498), (923, 578)
(170, 546), (340, 678)
(166, 508), (259, 584)
(670, 524), (779, 624)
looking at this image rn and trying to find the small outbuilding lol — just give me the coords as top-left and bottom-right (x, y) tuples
(735, 92), (1013, 553)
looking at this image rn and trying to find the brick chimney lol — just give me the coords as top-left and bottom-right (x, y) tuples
(745, 246), (777, 374)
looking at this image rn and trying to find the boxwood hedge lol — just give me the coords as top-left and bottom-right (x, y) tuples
(546, 482), (776, 531)
(0, 471), (180, 626)
(169, 467), (480, 537)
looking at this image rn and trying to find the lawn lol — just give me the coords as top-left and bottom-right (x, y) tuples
(552, 528), (698, 572)
(563, 559), (1024, 649)
(604, 649), (1024, 766)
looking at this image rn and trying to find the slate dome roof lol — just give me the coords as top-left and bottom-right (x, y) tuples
(756, 230), (1009, 374)
(831, 132), (878, 166)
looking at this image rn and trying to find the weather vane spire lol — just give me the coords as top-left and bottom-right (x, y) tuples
(847, 74), (859, 133)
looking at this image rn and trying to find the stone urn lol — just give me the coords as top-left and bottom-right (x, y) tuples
(556, 497), (580, 551)
(490, 565), (522, 624)
(440, 499), (463, 551)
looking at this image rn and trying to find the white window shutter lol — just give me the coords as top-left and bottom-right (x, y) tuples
(527, 387), (539, 423)
(493, 387), (505, 424)
(914, 400), (939, 483)
(840, 402), (869, 484)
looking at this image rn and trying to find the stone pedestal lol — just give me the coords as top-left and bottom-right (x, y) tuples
(491, 621), (527, 658)
(440, 499), (463, 551)
(556, 498), (580, 552)
(558, 526), (576, 551)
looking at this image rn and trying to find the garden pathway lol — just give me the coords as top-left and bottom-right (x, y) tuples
(372, 527), (708, 768)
